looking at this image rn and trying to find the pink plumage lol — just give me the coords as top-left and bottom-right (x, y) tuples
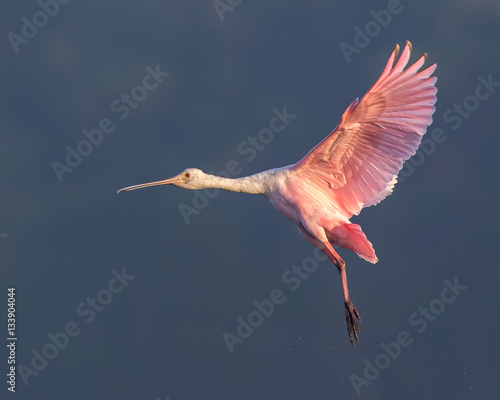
(292, 41), (437, 220)
(118, 41), (438, 345)
(277, 41), (437, 342)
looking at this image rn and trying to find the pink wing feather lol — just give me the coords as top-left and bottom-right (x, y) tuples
(292, 41), (437, 219)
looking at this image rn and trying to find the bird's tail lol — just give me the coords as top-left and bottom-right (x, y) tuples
(328, 223), (378, 264)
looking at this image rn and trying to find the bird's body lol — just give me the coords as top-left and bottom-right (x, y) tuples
(118, 41), (437, 344)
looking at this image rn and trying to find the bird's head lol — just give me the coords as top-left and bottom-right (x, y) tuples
(117, 168), (207, 193)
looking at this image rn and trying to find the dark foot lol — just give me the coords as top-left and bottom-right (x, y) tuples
(345, 301), (361, 345)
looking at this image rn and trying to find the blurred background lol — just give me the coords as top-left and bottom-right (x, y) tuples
(1, 1), (499, 399)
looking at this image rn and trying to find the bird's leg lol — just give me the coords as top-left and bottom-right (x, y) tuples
(296, 227), (361, 344)
(321, 241), (361, 345)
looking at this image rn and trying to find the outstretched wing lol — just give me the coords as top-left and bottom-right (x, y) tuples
(291, 41), (437, 219)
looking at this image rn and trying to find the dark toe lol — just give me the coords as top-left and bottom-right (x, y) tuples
(345, 301), (361, 345)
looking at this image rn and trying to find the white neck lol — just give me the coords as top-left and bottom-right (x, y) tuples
(198, 171), (274, 195)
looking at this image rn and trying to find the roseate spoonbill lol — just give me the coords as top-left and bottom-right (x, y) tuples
(118, 41), (437, 344)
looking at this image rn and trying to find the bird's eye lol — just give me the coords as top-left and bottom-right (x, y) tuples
(185, 172), (191, 178)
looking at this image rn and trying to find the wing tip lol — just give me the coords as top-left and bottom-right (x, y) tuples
(392, 43), (400, 62)
(405, 40), (412, 54)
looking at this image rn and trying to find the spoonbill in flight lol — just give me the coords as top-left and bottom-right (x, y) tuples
(118, 41), (437, 344)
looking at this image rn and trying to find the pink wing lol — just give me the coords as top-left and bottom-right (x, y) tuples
(291, 41), (437, 219)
